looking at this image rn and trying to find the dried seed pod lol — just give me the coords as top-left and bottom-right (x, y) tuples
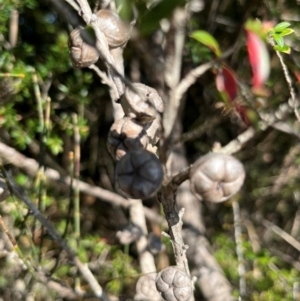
(122, 83), (164, 122)
(155, 266), (192, 301)
(115, 149), (163, 199)
(95, 9), (130, 48)
(135, 274), (162, 301)
(69, 27), (99, 68)
(147, 233), (165, 255)
(107, 117), (149, 160)
(190, 152), (245, 203)
(116, 224), (142, 245)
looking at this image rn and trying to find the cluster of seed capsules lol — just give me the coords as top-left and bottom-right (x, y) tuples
(69, 9), (165, 200)
(69, 9), (131, 67)
(68, 9), (246, 301)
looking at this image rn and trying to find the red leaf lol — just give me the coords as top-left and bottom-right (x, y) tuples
(216, 66), (238, 102)
(236, 104), (259, 127)
(236, 105), (250, 125)
(295, 71), (300, 83)
(246, 30), (270, 88)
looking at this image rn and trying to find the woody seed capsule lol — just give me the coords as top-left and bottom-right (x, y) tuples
(107, 117), (149, 160)
(68, 27), (99, 68)
(95, 9), (130, 48)
(115, 149), (163, 199)
(190, 152), (245, 203)
(135, 273), (162, 301)
(123, 83), (164, 122)
(155, 266), (192, 301)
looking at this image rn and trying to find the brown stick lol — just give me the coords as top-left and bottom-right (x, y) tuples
(0, 141), (165, 226)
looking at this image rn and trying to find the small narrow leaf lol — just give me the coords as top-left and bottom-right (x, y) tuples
(268, 29), (275, 36)
(274, 22), (291, 32)
(245, 19), (274, 40)
(273, 34), (284, 48)
(246, 30), (270, 88)
(236, 105), (259, 128)
(294, 71), (300, 83)
(215, 66), (238, 102)
(280, 28), (294, 36)
(190, 30), (222, 56)
(274, 44), (291, 54)
(245, 19), (262, 34)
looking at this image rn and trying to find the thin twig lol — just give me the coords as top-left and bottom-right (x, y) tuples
(9, 9), (19, 48)
(76, 0), (93, 23)
(0, 73), (25, 78)
(72, 113), (81, 292)
(174, 115), (221, 145)
(270, 248), (300, 272)
(0, 215), (83, 299)
(88, 64), (113, 87)
(109, 47), (126, 120)
(0, 166), (110, 300)
(232, 201), (246, 299)
(274, 49), (300, 122)
(171, 166), (191, 188)
(217, 127), (256, 155)
(163, 47), (235, 139)
(268, 262), (290, 294)
(243, 217), (261, 253)
(0, 141), (165, 226)
(163, 62), (213, 139)
(293, 282), (299, 301)
(262, 219), (300, 252)
(272, 144), (300, 195)
(158, 186), (190, 276)
(129, 199), (156, 274)
(164, 8), (188, 89)
(72, 114), (81, 241)
(32, 70), (44, 130)
(33, 69), (48, 262)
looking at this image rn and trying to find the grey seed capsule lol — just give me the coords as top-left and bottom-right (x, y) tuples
(135, 274), (162, 301)
(115, 149), (163, 199)
(123, 83), (164, 122)
(107, 117), (149, 160)
(95, 9), (130, 48)
(69, 27), (99, 68)
(116, 224), (142, 245)
(155, 266), (192, 301)
(190, 152), (245, 203)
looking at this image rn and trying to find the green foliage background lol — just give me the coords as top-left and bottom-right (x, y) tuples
(0, 0), (300, 300)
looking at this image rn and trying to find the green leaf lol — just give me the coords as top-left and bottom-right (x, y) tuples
(273, 34), (284, 48)
(279, 28), (294, 36)
(115, 0), (133, 21)
(190, 30), (222, 57)
(274, 44), (290, 54)
(274, 22), (291, 32)
(268, 28), (275, 36)
(245, 19), (262, 34)
(46, 136), (63, 155)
